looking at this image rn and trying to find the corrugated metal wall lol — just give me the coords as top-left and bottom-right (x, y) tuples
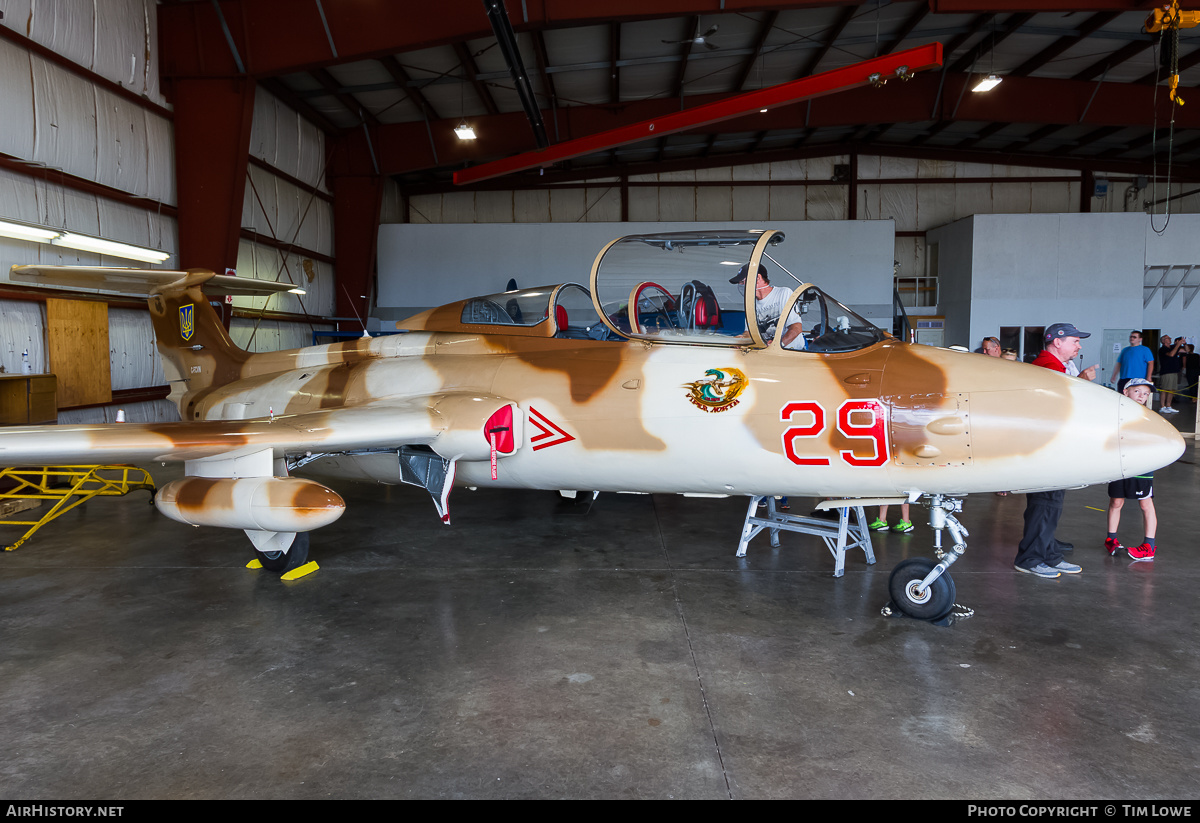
(0, 2), (333, 423)
(399, 155), (1197, 284)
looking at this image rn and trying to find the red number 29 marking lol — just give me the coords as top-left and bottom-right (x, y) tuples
(781, 400), (889, 467)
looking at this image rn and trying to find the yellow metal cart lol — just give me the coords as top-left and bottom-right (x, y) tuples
(0, 466), (156, 551)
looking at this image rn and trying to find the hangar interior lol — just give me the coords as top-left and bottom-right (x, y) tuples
(1, 0), (1199, 800)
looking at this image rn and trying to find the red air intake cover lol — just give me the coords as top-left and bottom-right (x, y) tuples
(484, 405), (515, 454)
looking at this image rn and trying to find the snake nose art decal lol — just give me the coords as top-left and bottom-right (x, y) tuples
(684, 367), (748, 412)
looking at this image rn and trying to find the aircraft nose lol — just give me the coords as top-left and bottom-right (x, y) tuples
(1118, 396), (1186, 478)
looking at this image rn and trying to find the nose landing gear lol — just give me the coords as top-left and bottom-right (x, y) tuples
(883, 495), (974, 625)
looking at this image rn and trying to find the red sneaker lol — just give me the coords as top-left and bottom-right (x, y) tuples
(1127, 542), (1156, 561)
(1104, 537), (1123, 557)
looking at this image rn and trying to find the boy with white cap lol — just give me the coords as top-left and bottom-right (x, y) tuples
(1104, 378), (1158, 561)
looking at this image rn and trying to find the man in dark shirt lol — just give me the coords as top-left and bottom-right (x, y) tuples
(1186, 344), (1199, 399)
(1158, 335), (1184, 414)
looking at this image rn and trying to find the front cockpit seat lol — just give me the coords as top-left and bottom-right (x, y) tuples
(679, 280), (721, 332)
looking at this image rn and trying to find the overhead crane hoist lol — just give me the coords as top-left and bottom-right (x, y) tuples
(1146, 0), (1199, 106)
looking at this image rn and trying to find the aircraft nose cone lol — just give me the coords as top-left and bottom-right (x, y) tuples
(1118, 397), (1186, 478)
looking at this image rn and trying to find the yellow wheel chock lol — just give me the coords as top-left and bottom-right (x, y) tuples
(246, 557), (320, 580)
(0, 465), (156, 551)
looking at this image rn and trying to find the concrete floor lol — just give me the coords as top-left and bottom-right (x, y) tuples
(2, 422), (1199, 799)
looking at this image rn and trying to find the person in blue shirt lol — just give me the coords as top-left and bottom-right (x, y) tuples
(1110, 331), (1155, 391)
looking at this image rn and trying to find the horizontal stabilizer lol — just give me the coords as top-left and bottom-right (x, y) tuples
(9, 265), (303, 297)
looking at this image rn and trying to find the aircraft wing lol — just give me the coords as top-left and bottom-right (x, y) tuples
(0, 396), (513, 466)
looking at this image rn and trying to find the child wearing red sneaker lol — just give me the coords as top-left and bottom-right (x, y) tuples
(1105, 379), (1157, 561)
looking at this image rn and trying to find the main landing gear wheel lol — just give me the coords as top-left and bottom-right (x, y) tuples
(255, 531), (310, 574)
(888, 557), (956, 622)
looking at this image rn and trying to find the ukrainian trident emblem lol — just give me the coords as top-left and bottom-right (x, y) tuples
(179, 304), (195, 341)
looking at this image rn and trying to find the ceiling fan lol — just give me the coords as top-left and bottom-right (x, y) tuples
(662, 24), (720, 51)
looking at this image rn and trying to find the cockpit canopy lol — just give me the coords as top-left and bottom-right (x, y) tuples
(399, 229), (889, 353)
(589, 229), (888, 352)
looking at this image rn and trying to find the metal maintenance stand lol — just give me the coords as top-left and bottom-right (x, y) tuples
(735, 496), (882, 577)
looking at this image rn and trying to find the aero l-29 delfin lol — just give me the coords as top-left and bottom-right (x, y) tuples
(5, 230), (1185, 620)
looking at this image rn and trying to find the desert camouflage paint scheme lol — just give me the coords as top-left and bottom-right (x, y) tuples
(4, 230), (1184, 574)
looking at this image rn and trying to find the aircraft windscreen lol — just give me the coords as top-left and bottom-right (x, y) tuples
(781, 286), (888, 353)
(460, 287), (556, 327)
(552, 283), (613, 340)
(593, 231), (781, 344)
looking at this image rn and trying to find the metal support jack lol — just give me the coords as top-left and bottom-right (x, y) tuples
(736, 495), (877, 577)
(0, 465), (156, 551)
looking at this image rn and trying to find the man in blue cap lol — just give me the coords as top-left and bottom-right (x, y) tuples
(1015, 323), (1093, 579)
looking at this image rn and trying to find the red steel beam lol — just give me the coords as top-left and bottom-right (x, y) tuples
(928, 1), (1157, 10)
(173, 77), (257, 271)
(453, 43), (943, 185)
(328, 162), (384, 324)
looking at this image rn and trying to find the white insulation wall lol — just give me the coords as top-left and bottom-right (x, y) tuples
(2, 0), (165, 104)
(231, 317), (325, 353)
(0, 4), (333, 422)
(238, 89), (336, 319)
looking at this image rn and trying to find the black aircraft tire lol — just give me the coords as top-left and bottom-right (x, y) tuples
(255, 532), (311, 574)
(888, 557), (956, 621)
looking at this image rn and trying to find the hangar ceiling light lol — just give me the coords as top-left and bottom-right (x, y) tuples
(972, 74), (1003, 93)
(0, 220), (59, 243)
(0, 218), (170, 263)
(50, 233), (170, 263)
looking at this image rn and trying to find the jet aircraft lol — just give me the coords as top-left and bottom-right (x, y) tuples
(4, 229), (1185, 621)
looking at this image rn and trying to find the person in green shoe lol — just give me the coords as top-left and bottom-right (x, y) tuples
(868, 502), (913, 533)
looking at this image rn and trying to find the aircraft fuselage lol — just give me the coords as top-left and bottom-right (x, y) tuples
(181, 330), (1180, 501)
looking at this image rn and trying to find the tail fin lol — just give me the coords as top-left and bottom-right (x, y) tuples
(9, 265), (301, 413)
(147, 272), (250, 406)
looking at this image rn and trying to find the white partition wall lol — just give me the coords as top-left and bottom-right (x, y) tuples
(377, 220), (897, 323)
(1143, 214), (1200, 339)
(930, 213), (1200, 373)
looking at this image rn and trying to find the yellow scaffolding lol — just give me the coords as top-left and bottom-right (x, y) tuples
(0, 466), (156, 551)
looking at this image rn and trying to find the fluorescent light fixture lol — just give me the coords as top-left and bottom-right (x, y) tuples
(0, 217), (170, 263)
(0, 220), (59, 242)
(454, 123), (476, 140)
(51, 233), (170, 263)
(972, 74), (1002, 92)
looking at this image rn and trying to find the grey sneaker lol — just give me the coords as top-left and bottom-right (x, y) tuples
(1016, 563), (1061, 579)
(1051, 560), (1082, 574)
